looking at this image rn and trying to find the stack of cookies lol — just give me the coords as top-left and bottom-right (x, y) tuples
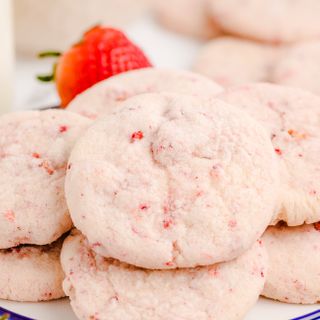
(62, 67), (320, 316)
(1, 66), (320, 318)
(0, 110), (91, 302)
(61, 69), (279, 319)
(217, 83), (320, 305)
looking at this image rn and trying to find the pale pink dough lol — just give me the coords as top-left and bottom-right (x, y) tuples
(65, 93), (278, 269)
(153, 0), (221, 39)
(0, 110), (91, 248)
(0, 237), (65, 302)
(273, 41), (320, 96)
(209, 0), (320, 43)
(218, 83), (320, 226)
(67, 68), (223, 119)
(61, 231), (267, 320)
(262, 223), (320, 304)
(193, 37), (279, 87)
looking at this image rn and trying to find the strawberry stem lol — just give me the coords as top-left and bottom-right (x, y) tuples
(37, 51), (59, 82)
(38, 51), (61, 58)
(37, 74), (54, 82)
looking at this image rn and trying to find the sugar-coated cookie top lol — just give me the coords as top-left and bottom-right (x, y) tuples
(218, 83), (320, 226)
(0, 110), (91, 248)
(273, 40), (320, 96)
(67, 68), (223, 119)
(209, 0), (320, 43)
(154, 0), (221, 39)
(65, 92), (278, 269)
(193, 37), (278, 87)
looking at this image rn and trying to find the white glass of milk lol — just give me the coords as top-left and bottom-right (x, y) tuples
(0, 0), (14, 113)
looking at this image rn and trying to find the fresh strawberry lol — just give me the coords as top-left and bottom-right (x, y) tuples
(38, 26), (152, 107)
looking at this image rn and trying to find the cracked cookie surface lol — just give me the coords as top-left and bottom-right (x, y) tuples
(218, 83), (320, 225)
(65, 92), (278, 269)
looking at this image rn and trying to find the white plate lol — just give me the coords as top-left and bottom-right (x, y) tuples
(0, 297), (319, 320)
(8, 12), (320, 320)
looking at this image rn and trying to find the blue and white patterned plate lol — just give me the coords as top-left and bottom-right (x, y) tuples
(0, 298), (319, 320)
(0, 307), (33, 320)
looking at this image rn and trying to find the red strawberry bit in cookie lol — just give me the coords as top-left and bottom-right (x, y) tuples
(39, 160), (55, 175)
(314, 222), (320, 231)
(32, 152), (40, 159)
(4, 210), (15, 222)
(59, 125), (68, 133)
(139, 204), (149, 210)
(131, 131), (144, 142)
(274, 148), (282, 155)
(163, 218), (174, 229)
(164, 261), (174, 267)
(309, 190), (317, 196)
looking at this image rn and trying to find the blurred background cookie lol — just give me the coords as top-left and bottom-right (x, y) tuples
(193, 37), (278, 86)
(209, 0), (320, 43)
(272, 40), (320, 96)
(153, 0), (221, 39)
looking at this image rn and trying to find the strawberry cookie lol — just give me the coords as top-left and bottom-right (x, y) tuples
(0, 237), (65, 302)
(0, 110), (91, 249)
(153, 0), (221, 39)
(65, 93), (278, 269)
(218, 83), (320, 226)
(61, 231), (267, 320)
(193, 37), (278, 87)
(262, 223), (320, 304)
(273, 40), (320, 96)
(67, 68), (223, 119)
(209, 0), (320, 43)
